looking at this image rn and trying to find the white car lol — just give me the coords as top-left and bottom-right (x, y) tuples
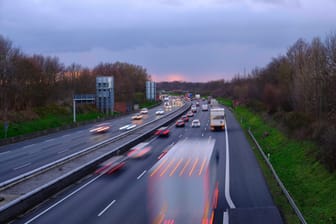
(155, 110), (165, 115)
(132, 113), (143, 120)
(191, 119), (201, 128)
(119, 124), (137, 131)
(89, 123), (111, 134)
(140, 108), (148, 114)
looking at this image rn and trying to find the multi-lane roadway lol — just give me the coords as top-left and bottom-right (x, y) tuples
(0, 106), (172, 183)
(10, 103), (283, 224)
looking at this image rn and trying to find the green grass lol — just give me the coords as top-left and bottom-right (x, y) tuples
(0, 111), (104, 139)
(217, 97), (233, 108)
(234, 106), (336, 224)
(139, 100), (160, 109)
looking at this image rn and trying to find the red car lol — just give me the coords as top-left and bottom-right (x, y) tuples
(155, 127), (170, 137)
(127, 142), (152, 159)
(181, 115), (189, 122)
(175, 119), (185, 127)
(95, 156), (127, 175)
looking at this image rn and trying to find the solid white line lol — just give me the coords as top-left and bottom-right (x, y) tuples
(137, 170), (147, 180)
(24, 174), (103, 224)
(223, 211), (229, 224)
(225, 119), (236, 209)
(13, 163), (31, 170)
(98, 200), (116, 217)
(62, 134), (70, 138)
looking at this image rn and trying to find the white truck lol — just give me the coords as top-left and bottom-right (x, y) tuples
(201, 104), (209, 111)
(210, 108), (225, 131)
(195, 94), (201, 100)
(148, 139), (218, 224)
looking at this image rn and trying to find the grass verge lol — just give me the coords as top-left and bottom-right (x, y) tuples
(233, 105), (336, 224)
(0, 111), (105, 140)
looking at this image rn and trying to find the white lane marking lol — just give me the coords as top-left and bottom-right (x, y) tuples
(225, 119), (236, 209)
(204, 127), (207, 131)
(62, 134), (70, 138)
(13, 163), (31, 170)
(137, 170), (147, 180)
(98, 200), (116, 217)
(179, 134), (183, 138)
(44, 139), (54, 143)
(57, 149), (67, 154)
(223, 210), (229, 224)
(148, 136), (158, 144)
(0, 151), (10, 155)
(24, 174), (104, 224)
(28, 150), (39, 154)
(23, 144), (35, 149)
(202, 133), (204, 137)
(208, 136), (212, 143)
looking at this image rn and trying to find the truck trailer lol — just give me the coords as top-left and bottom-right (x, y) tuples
(147, 139), (218, 224)
(210, 108), (225, 131)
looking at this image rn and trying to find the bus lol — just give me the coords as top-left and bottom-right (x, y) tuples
(147, 139), (219, 224)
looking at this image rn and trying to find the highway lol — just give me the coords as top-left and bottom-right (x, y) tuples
(12, 103), (283, 224)
(0, 105), (173, 183)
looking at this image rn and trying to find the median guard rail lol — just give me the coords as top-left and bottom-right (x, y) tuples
(248, 129), (307, 224)
(0, 103), (191, 222)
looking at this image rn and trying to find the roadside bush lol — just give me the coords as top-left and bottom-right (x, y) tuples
(34, 104), (69, 117)
(246, 100), (267, 113)
(283, 111), (313, 131)
(320, 126), (336, 171)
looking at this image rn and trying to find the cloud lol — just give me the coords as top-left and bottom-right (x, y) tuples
(1, 0), (335, 82)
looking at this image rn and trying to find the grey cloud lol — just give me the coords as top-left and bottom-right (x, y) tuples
(1, 0), (335, 81)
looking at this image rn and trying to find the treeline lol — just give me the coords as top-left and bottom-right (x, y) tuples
(158, 33), (336, 171)
(0, 35), (150, 122)
(226, 33), (336, 171)
(157, 79), (228, 97)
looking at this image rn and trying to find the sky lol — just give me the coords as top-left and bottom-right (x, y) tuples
(0, 0), (335, 82)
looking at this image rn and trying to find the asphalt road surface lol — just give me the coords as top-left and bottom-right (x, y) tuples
(0, 105), (174, 183)
(12, 104), (283, 224)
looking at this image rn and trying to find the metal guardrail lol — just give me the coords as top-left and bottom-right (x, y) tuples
(0, 103), (191, 222)
(0, 103), (190, 191)
(248, 129), (307, 224)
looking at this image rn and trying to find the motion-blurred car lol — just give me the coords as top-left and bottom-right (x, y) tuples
(175, 119), (185, 127)
(127, 142), (152, 159)
(155, 127), (170, 137)
(191, 119), (201, 128)
(181, 115), (189, 122)
(119, 124), (137, 131)
(187, 111), (194, 117)
(140, 108), (148, 114)
(158, 149), (169, 160)
(89, 123), (111, 134)
(155, 110), (165, 115)
(132, 113), (143, 120)
(95, 156), (127, 174)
